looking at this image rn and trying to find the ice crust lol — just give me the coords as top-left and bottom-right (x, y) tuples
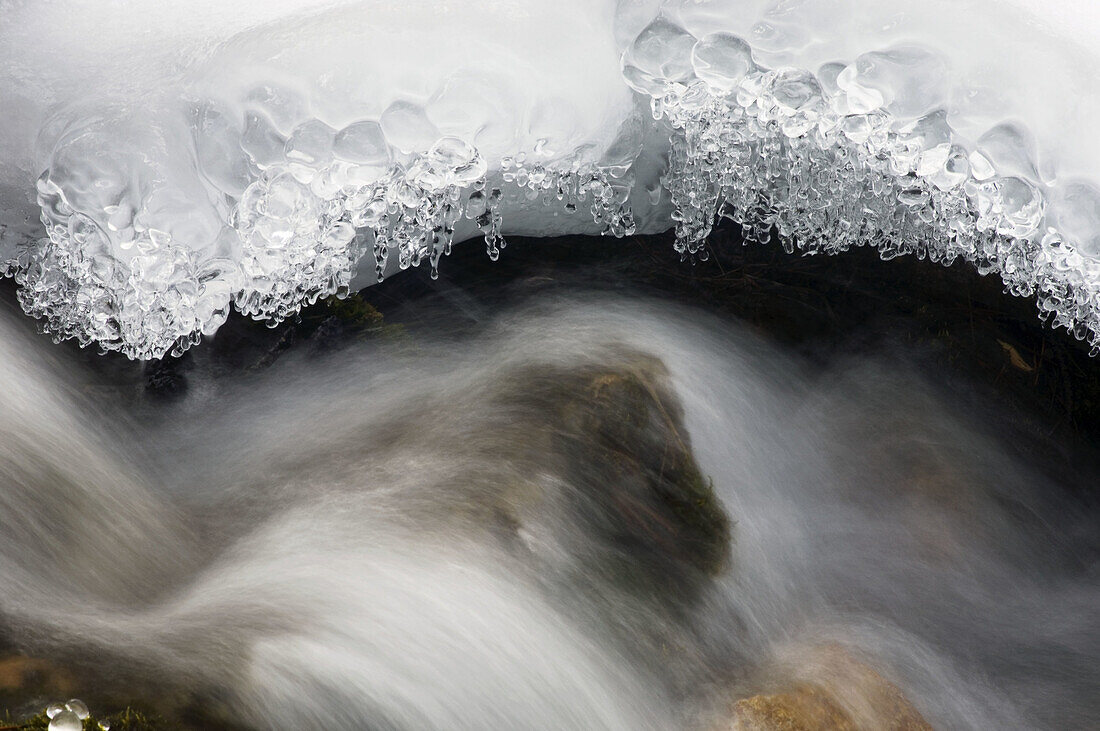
(0, 0), (1098, 358)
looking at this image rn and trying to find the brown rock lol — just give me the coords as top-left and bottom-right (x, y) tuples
(721, 644), (932, 731)
(731, 684), (855, 730)
(0, 655), (75, 694)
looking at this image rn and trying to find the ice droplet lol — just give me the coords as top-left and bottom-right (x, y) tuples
(48, 710), (82, 731)
(66, 699), (90, 719)
(333, 121), (390, 165)
(691, 33), (756, 92)
(380, 101), (441, 155)
(621, 16), (697, 96)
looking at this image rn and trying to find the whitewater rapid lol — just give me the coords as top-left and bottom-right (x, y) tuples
(0, 290), (1097, 729)
(0, 0), (1099, 358)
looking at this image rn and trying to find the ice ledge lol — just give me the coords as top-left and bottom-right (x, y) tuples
(1, 0), (1098, 358)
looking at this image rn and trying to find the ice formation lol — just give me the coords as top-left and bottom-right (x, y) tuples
(45, 698), (90, 731)
(0, 0), (1098, 358)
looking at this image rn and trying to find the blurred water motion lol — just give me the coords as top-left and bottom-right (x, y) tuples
(0, 292), (1097, 729)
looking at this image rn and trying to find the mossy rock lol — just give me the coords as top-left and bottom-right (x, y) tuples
(199, 292), (406, 376)
(12, 706), (164, 730)
(484, 350), (733, 586)
(554, 359), (731, 577)
(278, 343), (733, 587)
(280, 293), (405, 349)
(0, 653), (206, 730)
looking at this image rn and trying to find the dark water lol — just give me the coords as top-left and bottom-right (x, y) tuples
(0, 233), (1098, 729)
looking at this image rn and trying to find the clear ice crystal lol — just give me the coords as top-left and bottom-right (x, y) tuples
(66, 699), (90, 720)
(621, 16), (698, 97)
(625, 19), (1100, 356)
(44, 700), (89, 731)
(10, 91), (639, 358)
(691, 33), (757, 92)
(4, 7), (1100, 359)
(48, 711), (81, 731)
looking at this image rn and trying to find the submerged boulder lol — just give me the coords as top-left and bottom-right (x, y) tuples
(0, 655), (76, 720)
(281, 343), (734, 592)
(719, 644), (932, 731)
(419, 346), (737, 609)
(731, 686), (855, 731)
(545, 354), (732, 578)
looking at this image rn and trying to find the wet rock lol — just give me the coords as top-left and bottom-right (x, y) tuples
(192, 344), (734, 714)
(548, 356), (732, 577)
(0, 655), (76, 719)
(285, 345), (733, 588)
(465, 351), (736, 697)
(143, 355), (190, 401)
(730, 685), (855, 731)
(0, 655), (174, 730)
(383, 348), (736, 596)
(0, 656), (75, 696)
(16, 705), (165, 730)
(720, 645), (931, 731)
(206, 293), (404, 373)
(292, 293), (400, 354)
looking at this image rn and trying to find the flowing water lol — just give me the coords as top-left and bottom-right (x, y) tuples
(0, 288), (1098, 729)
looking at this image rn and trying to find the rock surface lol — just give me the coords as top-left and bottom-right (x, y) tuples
(722, 645), (931, 731)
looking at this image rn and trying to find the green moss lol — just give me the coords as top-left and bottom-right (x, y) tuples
(308, 294), (406, 341)
(205, 291), (407, 374)
(316, 294), (385, 330)
(11, 706), (165, 730)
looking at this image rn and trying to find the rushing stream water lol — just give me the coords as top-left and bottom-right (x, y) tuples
(0, 282), (1097, 729)
(2, 1), (1099, 728)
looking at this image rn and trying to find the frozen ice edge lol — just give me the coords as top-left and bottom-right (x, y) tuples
(3, 4), (1100, 360)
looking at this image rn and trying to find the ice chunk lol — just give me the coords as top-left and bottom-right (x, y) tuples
(380, 102), (441, 156)
(22, 103), (237, 359)
(838, 47), (949, 120)
(284, 120), (337, 170)
(48, 710), (81, 731)
(1051, 182), (1100, 257)
(65, 699), (90, 720)
(976, 123), (1045, 184)
(691, 33), (757, 92)
(621, 17), (698, 96)
(333, 121), (389, 165)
